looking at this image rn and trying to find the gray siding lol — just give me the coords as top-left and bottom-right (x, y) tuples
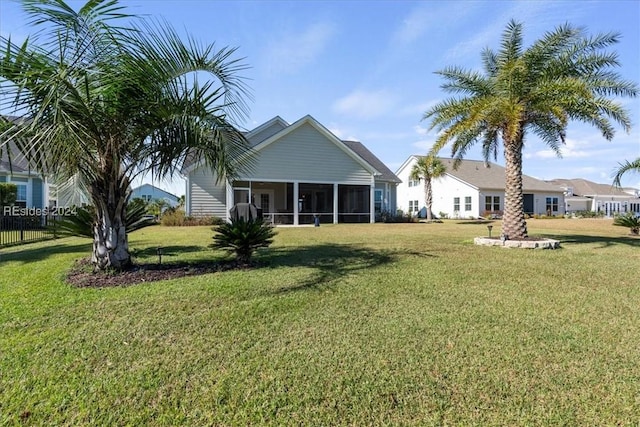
(248, 123), (372, 184)
(189, 168), (227, 217)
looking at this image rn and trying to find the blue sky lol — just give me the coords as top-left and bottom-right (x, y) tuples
(1, 0), (639, 196)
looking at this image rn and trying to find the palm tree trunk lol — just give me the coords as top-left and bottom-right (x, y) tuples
(90, 170), (132, 270)
(502, 140), (528, 239)
(425, 179), (433, 221)
(92, 209), (130, 270)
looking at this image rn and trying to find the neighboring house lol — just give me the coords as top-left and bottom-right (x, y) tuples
(182, 115), (401, 224)
(396, 156), (566, 219)
(547, 178), (640, 217)
(0, 145), (53, 210)
(1, 118), (88, 209)
(131, 184), (180, 207)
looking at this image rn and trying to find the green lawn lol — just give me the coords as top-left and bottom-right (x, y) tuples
(1, 220), (639, 425)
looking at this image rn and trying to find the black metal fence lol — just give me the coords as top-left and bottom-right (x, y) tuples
(0, 213), (58, 247)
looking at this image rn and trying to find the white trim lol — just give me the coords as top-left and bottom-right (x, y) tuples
(244, 116), (289, 140)
(232, 177), (374, 186)
(185, 176), (191, 215)
(293, 181), (299, 226)
(370, 184), (375, 223)
(225, 181), (234, 222)
(333, 183), (339, 224)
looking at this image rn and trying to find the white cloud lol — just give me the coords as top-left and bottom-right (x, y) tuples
(399, 100), (439, 117)
(412, 139), (435, 151)
(327, 125), (359, 142)
(264, 22), (335, 74)
(529, 138), (596, 159)
(333, 89), (398, 119)
(392, 5), (433, 45)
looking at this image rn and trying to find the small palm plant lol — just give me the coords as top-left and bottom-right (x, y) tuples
(613, 213), (640, 235)
(211, 218), (276, 265)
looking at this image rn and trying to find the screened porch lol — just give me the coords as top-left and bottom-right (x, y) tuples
(231, 181), (373, 224)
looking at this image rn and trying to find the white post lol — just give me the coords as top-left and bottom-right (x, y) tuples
(293, 181), (299, 226)
(370, 183), (375, 223)
(333, 183), (339, 224)
(225, 180), (233, 222)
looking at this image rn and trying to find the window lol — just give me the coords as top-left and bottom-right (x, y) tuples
(465, 196), (472, 211)
(546, 197), (559, 213)
(485, 196), (500, 212)
(408, 179), (420, 187)
(408, 200), (419, 213)
(453, 197), (460, 212)
(374, 189), (383, 213)
(12, 184), (27, 208)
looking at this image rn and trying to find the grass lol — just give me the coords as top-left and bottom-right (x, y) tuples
(1, 219), (639, 425)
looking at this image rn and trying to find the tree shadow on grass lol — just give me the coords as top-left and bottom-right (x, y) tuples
(0, 240), (93, 265)
(0, 240), (206, 265)
(261, 243), (435, 294)
(540, 233), (640, 248)
(132, 245), (205, 259)
(456, 220), (496, 225)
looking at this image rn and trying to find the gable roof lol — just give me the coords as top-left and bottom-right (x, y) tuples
(1, 122), (41, 176)
(182, 115), (400, 183)
(343, 141), (401, 183)
(404, 156), (563, 193)
(131, 183), (179, 200)
(547, 178), (631, 197)
(245, 116), (289, 146)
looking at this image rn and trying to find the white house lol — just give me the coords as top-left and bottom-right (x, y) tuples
(396, 156), (566, 219)
(182, 115), (401, 224)
(547, 178), (640, 217)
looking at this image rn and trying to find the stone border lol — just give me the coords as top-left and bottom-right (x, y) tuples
(474, 237), (560, 249)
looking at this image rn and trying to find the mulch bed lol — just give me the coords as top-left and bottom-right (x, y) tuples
(66, 258), (249, 288)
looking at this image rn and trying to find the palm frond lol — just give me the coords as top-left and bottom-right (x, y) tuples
(613, 158), (640, 187)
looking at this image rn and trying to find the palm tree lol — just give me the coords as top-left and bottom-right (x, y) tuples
(409, 156), (446, 220)
(424, 20), (637, 239)
(0, 0), (252, 270)
(613, 158), (640, 187)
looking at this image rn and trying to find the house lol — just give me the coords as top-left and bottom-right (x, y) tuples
(547, 178), (640, 217)
(131, 184), (180, 207)
(396, 156), (566, 219)
(1, 116), (90, 210)
(0, 144), (54, 210)
(182, 115), (401, 224)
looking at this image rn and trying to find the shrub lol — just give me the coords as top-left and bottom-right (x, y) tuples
(161, 209), (185, 226)
(0, 183), (18, 207)
(613, 213), (640, 235)
(573, 210), (605, 219)
(211, 217), (276, 264)
(185, 215), (224, 226)
(376, 210), (417, 223)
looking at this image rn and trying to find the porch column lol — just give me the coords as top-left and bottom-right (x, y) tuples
(293, 181), (299, 226)
(333, 183), (339, 224)
(225, 180), (233, 222)
(370, 183), (375, 223)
